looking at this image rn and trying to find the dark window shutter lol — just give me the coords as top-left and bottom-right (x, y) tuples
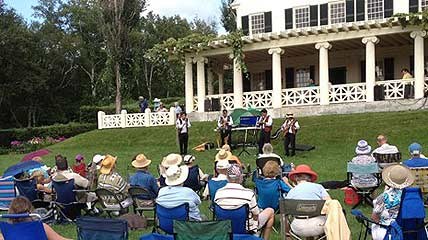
(384, 58), (395, 80)
(320, 4), (328, 25)
(410, 55), (415, 74)
(384, 0), (394, 18)
(285, 8), (293, 29)
(356, 0), (365, 21)
(244, 72), (251, 92)
(361, 61), (366, 82)
(310, 5), (318, 26)
(285, 68), (295, 88)
(310, 65), (315, 81)
(346, 0), (355, 22)
(242, 16), (249, 35)
(409, 0), (419, 13)
(264, 12), (272, 33)
(265, 70), (273, 90)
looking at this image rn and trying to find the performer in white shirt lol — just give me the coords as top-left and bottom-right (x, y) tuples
(217, 109), (233, 147)
(256, 108), (273, 154)
(281, 112), (300, 156)
(372, 135), (399, 154)
(176, 112), (191, 155)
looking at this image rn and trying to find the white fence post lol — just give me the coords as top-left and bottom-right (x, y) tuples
(144, 108), (151, 127)
(120, 110), (127, 128)
(170, 107), (176, 125)
(97, 111), (105, 130)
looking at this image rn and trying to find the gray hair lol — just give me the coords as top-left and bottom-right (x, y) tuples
(295, 173), (312, 182)
(227, 175), (243, 184)
(262, 143), (274, 154)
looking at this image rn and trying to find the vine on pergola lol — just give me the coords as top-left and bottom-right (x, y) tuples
(391, 11), (428, 30)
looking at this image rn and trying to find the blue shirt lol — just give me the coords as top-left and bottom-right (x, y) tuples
(285, 181), (328, 200)
(129, 170), (159, 199)
(403, 157), (428, 168)
(156, 186), (202, 221)
(254, 177), (291, 210)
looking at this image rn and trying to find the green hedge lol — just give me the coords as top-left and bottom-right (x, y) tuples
(0, 123), (96, 147)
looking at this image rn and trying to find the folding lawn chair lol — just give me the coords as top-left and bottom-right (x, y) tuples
(76, 216), (128, 240)
(408, 166), (428, 195)
(95, 188), (130, 217)
(51, 179), (86, 221)
(254, 177), (288, 212)
(128, 186), (155, 219)
(207, 179), (228, 201)
(14, 178), (40, 202)
(213, 203), (250, 234)
(347, 162), (382, 208)
(279, 199), (327, 240)
(154, 203), (189, 235)
(173, 220), (232, 240)
(0, 176), (16, 211)
(0, 213), (47, 240)
(372, 152), (401, 168)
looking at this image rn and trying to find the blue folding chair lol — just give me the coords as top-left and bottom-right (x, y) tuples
(207, 179), (228, 200)
(14, 178), (39, 202)
(254, 177), (289, 211)
(0, 176), (16, 211)
(76, 216), (128, 240)
(0, 213), (47, 240)
(213, 203), (249, 234)
(154, 203), (189, 235)
(52, 179), (85, 221)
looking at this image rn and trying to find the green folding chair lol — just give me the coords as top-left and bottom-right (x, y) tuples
(173, 220), (231, 240)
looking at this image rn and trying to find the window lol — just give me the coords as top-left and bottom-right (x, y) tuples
(367, 0), (384, 20)
(295, 68), (311, 88)
(250, 13), (265, 35)
(295, 7), (310, 28)
(422, 0), (428, 11)
(252, 72), (266, 90)
(330, 1), (346, 24)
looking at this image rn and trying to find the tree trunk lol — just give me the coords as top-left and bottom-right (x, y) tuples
(27, 108), (32, 128)
(115, 61), (122, 113)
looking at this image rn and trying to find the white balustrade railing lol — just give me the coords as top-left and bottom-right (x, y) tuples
(282, 87), (320, 106)
(376, 79), (414, 100)
(193, 97), (198, 112)
(329, 83), (366, 103)
(98, 109), (175, 129)
(243, 90), (272, 108)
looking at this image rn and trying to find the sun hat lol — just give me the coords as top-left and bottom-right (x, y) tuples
(165, 165), (189, 186)
(408, 142), (422, 155)
(355, 140), (372, 155)
(161, 154), (182, 168)
(75, 154), (84, 161)
(216, 159), (231, 170)
(227, 164), (242, 178)
(183, 155), (195, 164)
(286, 112), (294, 117)
(100, 155), (117, 175)
(132, 154), (152, 168)
(288, 164), (318, 182)
(215, 149), (233, 161)
(382, 164), (414, 189)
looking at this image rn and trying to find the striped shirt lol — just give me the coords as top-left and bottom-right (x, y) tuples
(214, 183), (260, 232)
(98, 172), (128, 201)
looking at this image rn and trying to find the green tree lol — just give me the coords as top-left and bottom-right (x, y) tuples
(220, 0), (236, 33)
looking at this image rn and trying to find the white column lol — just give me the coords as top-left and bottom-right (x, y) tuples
(315, 42), (332, 105)
(233, 57), (243, 108)
(218, 73), (224, 94)
(207, 68), (214, 95)
(184, 57), (194, 113)
(268, 47), (284, 109)
(411, 30), (427, 99)
(194, 56), (207, 112)
(362, 36), (380, 102)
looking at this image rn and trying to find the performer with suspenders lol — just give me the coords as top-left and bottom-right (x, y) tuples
(281, 112), (300, 156)
(256, 108), (273, 154)
(217, 109), (233, 147)
(176, 112), (191, 155)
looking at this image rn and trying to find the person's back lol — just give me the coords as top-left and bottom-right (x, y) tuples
(254, 177), (290, 210)
(183, 165), (202, 192)
(372, 135), (399, 154)
(350, 142), (378, 188)
(98, 171), (128, 201)
(403, 143), (428, 168)
(129, 170), (158, 199)
(286, 181), (327, 200)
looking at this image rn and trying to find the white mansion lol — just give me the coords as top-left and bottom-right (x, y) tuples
(184, 0), (428, 115)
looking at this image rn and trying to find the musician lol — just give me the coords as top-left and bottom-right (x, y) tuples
(256, 108), (273, 154)
(281, 112), (300, 156)
(217, 109), (233, 147)
(176, 112), (191, 155)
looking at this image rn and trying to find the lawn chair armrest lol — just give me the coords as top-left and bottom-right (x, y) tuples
(351, 210), (388, 228)
(0, 213), (41, 219)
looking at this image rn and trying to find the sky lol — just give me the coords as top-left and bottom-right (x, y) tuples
(3, 0), (226, 34)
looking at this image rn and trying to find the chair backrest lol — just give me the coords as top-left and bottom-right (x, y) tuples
(409, 167), (428, 194)
(173, 220), (231, 240)
(95, 188), (123, 209)
(129, 186), (154, 201)
(52, 179), (76, 204)
(14, 178), (38, 202)
(279, 199), (326, 218)
(155, 203), (189, 235)
(208, 180), (228, 200)
(0, 214), (47, 240)
(347, 162), (380, 174)
(256, 157), (281, 176)
(76, 216), (128, 240)
(213, 203), (249, 234)
(372, 152), (401, 167)
(183, 165), (202, 192)
(0, 176), (16, 210)
(396, 187), (427, 240)
(254, 178), (282, 211)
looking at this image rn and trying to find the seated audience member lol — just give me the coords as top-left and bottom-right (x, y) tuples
(0, 196), (71, 240)
(156, 165), (202, 221)
(129, 153), (159, 202)
(351, 140), (378, 188)
(52, 155), (89, 189)
(28, 156), (50, 180)
(371, 165), (414, 240)
(372, 135), (399, 154)
(98, 155), (130, 203)
(183, 155), (208, 192)
(50, 155), (74, 175)
(159, 154), (182, 188)
(30, 170), (52, 194)
(215, 165), (275, 240)
(403, 142), (428, 167)
(72, 154), (87, 178)
(202, 159), (230, 200)
(259, 143), (284, 166)
(221, 144), (232, 153)
(285, 164), (330, 238)
(86, 154), (104, 190)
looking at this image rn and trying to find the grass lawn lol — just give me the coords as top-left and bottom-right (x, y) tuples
(1, 109), (428, 239)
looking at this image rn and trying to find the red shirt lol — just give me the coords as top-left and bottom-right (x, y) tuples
(73, 162), (87, 178)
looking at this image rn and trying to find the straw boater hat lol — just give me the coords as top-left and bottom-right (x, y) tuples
(132, 154), (152, 168)
(355, 140), (372, 155)
(100, 155), (117, 175)
(288, 164), (318, 182)
(215, 149), (233, 161)
(161, 154), (182, 168)
(382, 165), (414, 189)
(165, 165), (189, 186)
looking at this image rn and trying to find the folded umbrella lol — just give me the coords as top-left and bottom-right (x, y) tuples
(3, 160), (43, 178)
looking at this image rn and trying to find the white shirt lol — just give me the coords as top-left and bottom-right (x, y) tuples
(257, 115), (272, 129)
(52, 171), (89, 188)
(217, 115), (233, 128)
(281, 119), (300, 133)
(176, 118), (191, 134)
(372, 143), (399, 154)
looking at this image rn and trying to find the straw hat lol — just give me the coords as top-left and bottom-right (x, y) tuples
(288, 164), (318, 182)
(100, 155), (117, 175)
(132, 154), (152, 168)
(382, 165), (414, 189)
(216, 159), (231, 170)
(215, 149), (233, 161)
(165, 165), (189, 186)
(355, 140), (372, 155)
(161, 154), (182, 168)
